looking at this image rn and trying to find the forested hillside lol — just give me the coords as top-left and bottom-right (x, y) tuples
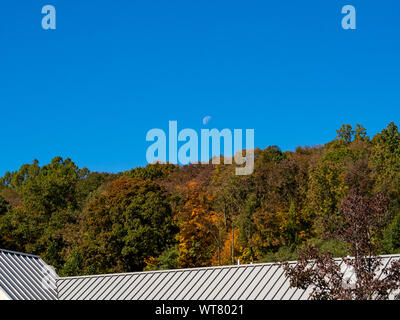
(1, 122), (400, 276)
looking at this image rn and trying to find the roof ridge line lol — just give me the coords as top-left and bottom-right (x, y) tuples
(0, 248), (41, 259)
(59, 254), (400, 280)
(58, 261), (302, 280)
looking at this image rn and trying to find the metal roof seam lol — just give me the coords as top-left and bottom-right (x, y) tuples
(145, 271), (175, 300)
(59, 278), (84, 300)
(69, 276), (97, 300)
(163, 270), (194, 300)
(122, 273), (155, 300)
(170, 270), (200, 300)
(268, 268), (290, 300)
(221, 266), (249, 300)
(228, 266), (258, 300)
(149, 271), (180, 300)
(187, 269), (217, 300)
(3, 253), (49, 300)
(87, 277), (111, 300)
(192, 268), (224, 300)
(253, 265), (281, 300)
(179, 269), (208, 300)
(113, 275), (141, 300)
(95, 275), (122, 300)
(207, 267), (239, 300)
(79, 277), (107, 300)
(135, 272), (165, 300)
(0, 270), (23, 300)
(236, 265), (265, 300)
(0, 257), (38, 300)
(243, 265), (273, 300)
(61, 278), (86, 300)
(0, 250), (57, 300)
(203, 268), (231, 300)
(135, 272), (166, 300)
(105, 275), (130, 300)
(154, 270), (185, 300)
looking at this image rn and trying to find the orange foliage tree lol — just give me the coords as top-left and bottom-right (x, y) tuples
(176, 181), (226, 268)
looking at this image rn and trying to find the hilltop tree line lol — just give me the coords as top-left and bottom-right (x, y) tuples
(0, 122), (400, 276)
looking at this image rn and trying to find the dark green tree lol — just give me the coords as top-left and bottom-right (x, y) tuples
(81, 176), (176, 273)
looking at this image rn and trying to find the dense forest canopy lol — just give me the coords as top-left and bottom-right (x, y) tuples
(0, 122), (400, 276)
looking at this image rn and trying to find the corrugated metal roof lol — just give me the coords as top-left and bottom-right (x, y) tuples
(57, 254), (400, 300)
(1, 247), (398, 300)
(0, 249), (58, 300)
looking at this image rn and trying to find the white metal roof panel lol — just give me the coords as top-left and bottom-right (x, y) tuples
(151, 271), (184, 300)
(58, 255), (400, 300)
(0, 249), (58, 300)
(3, 247), (398, 300)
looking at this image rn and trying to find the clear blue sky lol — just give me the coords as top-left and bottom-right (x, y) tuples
(0, 0), (399, 175)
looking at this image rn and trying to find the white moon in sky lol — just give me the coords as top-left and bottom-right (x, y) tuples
(202, 116), (211, 125)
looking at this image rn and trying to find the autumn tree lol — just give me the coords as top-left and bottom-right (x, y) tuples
(354, 124), (368, 142)
(371, 122), (400, 199)
(383, 213), (400, 253)
(80, 176), (176, 274)
(247, 148), (314, 260)
(125, 162), (178, 181)
(212, 167), (254, 264)
(0, 195), (8, 215)
(283, 190), (400, 300)
(336, 124), (354, 143)
(177, 182), (225, 268)
(0, 195), (13, 249)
